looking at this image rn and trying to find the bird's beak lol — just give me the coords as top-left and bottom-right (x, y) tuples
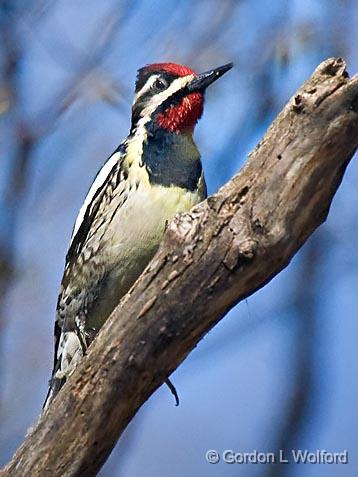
(187, 62), (233, 92)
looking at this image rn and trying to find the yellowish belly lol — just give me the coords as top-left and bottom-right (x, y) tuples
(87, 182), (203, 330)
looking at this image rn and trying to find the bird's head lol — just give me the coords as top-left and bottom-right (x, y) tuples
(131, 62), (233, 134)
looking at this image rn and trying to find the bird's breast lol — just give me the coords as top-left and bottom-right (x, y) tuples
(109, 180), (202, 259)
(85, 180), (203, 331)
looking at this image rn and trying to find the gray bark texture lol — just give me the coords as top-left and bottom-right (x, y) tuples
(2, 57), (358, 477)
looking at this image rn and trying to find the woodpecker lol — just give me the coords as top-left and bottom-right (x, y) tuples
(44, 61), (233, 410)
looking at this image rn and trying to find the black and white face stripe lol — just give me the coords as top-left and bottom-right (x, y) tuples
(131, 70), (194, 129)
(134, 69), (175, 96)
(133, 74), (160, 102)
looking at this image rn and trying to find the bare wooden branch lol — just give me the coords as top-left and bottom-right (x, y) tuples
(3, 57), (358, 477)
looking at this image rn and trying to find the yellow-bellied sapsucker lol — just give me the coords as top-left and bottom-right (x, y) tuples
(44, 61), (233, 410)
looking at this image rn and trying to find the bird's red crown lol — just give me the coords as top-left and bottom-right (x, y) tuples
(145, 62), (197, 77)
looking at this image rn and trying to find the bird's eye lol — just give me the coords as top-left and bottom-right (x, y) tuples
(153, 77), (168, 91)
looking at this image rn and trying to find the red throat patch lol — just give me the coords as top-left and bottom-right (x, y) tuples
(156, 92), (204, 133)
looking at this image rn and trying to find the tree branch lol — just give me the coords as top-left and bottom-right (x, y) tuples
(3, 57), (358, 476)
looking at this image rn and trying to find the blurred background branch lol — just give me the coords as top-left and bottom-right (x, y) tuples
(0, 1), (35, 410)
(266, 235), (321, 477)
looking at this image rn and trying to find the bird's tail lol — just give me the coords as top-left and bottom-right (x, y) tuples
(43, 329), (84, 413)
(42, 373), (66, 412)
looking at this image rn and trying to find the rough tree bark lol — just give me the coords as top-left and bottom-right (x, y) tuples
(3, 58), (358, 477)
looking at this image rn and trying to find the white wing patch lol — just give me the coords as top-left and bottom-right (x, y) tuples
(70, 151), (123, 245)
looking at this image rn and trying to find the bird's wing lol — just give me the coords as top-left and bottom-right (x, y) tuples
(66, 143), (127, 267)
(44, 144), (129, 409)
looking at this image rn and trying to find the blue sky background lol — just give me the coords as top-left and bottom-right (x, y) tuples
(0, 1), (357, 476)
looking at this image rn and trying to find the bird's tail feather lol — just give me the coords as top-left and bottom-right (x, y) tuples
(42, 375), (66, 412)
